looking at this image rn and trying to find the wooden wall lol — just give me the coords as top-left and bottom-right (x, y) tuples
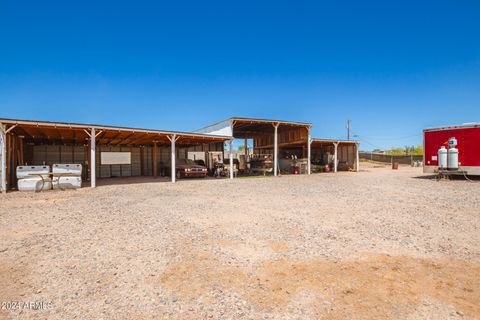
(253, 127), (308, 149)
(6, 133), (26, 190)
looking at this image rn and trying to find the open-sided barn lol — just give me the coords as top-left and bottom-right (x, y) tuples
(0, 116), (360, 192)
(0, 118), (229, 192)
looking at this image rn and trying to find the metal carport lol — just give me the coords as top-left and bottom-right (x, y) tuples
(194, 117), (312, 177)
(0, 118), (229, 192)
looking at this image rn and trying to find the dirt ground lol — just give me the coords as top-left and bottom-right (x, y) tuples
(1, 163), (479, 319)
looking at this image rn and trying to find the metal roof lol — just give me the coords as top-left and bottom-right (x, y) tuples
(312, 138), (359, 144)
(0, 117), (231, 140)
(230, 117), (311, 126)
(423, 122), (480, 132)
(195, 116), (311, 133)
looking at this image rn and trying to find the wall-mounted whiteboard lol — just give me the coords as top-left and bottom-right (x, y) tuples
(101, 152), (131, 165)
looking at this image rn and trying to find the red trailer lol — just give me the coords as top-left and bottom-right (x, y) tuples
(424, 123), (480, 175)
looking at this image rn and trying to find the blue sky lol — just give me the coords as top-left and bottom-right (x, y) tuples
(1, 0), (479, 150)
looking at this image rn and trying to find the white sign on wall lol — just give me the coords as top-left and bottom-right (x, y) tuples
(101, 152), (131, 165)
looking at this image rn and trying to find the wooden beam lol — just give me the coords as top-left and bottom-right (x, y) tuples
(94, 130), (105, 143)
(127, 133), (150, 145)
(103, 131), (123, 145)
(55, 126), (65, 144)
(18, 136), (24, 166)
(112, 132), (136, 146)
(5, 124), (18, 134)
(6, 133), (12, 190)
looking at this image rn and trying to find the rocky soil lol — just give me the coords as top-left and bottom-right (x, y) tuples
(1, 163), (479, 319)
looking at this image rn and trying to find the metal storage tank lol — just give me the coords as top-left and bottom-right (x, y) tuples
(423, 123), (480, 175)
(52, 176), (82, 189)
(52, 164), (82, 175)
(17, 165), (52, 191)
(437, 146), (447, 169)
(18, 177), (53, 191)
(17, 165), (50, 179)
(448, 147), (459, 170)
(52, 164), (82, 189)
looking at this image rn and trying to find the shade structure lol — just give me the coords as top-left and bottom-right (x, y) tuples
(0, 118), (230, 192)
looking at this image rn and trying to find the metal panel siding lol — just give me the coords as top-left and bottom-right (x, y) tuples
(46, 145), (61, 165)
(33, 145), (46, 165)
(32, 144), (87, 178)
(424, 127), (480, 167)
(72, 146), (87, 179)
(143, 146), (153, 176)
(95, 146), (101, 178)
(194, 119), (233, 136)
(119, 147), (131, 176)
(100, 164), (111, 178)
(109, 164), (120, 177)
(120, 165), (132, 176)
(73, 146), (86, 164)
(159, 146), (170, 162)
(60, 145), (74, 163)
(131, 147), (141, 176)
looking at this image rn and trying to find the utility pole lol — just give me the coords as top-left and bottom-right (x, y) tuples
(347, 119), (350, 141)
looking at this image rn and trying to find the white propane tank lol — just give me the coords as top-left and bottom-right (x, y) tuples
(438, 146), (448, 169)
(447, 147), (459, 170)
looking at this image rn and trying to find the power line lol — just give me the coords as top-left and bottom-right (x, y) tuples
(354, 132), (423, 141)
(351, 131), (383, 150)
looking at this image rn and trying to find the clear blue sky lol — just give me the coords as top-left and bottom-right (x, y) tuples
(1, 0), (479, 150)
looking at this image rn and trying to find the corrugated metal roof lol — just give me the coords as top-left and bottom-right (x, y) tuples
(194, 116), (311, 133)
(424, 122), (480, 132)
(0, 117), (231, 140)
(311, 138), (359, 144)
(230, 116), (311, 126)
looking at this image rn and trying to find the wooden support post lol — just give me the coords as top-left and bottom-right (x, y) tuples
(86, 142), (91, 181)
(90, 128), (96, 188)
(229, 139), (234, 179)
(18, 136), (24, 166)
(356, 143), (360, 172)
(12, 135), (17, 189)
(333, 142), (339, 173)
(273, 123), (279, 176)
(0, 124), (6, 193)
(6, 133), (11, 190)
(153, 142), (157, 178)
(167, 135), (178, 183)
(244, 138), (248, 159)
(82, 128), (102, 187)
(307, 127), (311, 175)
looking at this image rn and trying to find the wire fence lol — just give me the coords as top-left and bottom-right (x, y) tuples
(359, 152), (423, 165)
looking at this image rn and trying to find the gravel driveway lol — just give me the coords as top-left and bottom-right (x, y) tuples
(1, 163), (479, 319)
